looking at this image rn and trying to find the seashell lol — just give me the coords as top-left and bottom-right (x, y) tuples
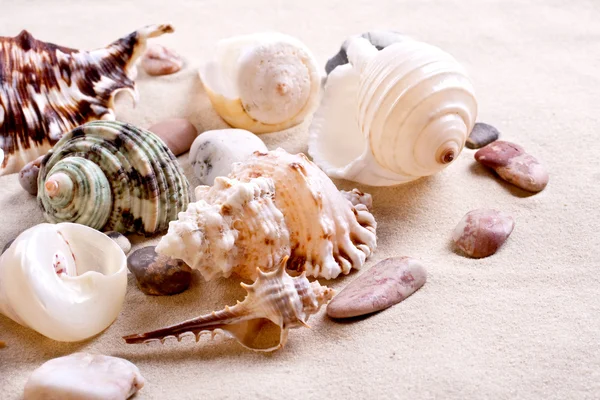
(157, 148), (377, 280)
(199, 32), (321, 134)
(325, 30), (406, 75)
(309, 35), (478, 186)
(24, 353), (145, 400)
(189, 128), (268, 185)
(127, 246), (192, 296)
(37, 120), (191, 235)
(123, 257), (335, 351)
(141, 44), (183, 76)
(0, 223), (127, 341)
(452, 209), (515, 258)
(0, 24), (174, 176)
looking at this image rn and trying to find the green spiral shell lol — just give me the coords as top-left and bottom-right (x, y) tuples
(37, 121), (191, 235)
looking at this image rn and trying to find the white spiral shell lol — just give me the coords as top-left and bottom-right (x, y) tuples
(199, 32), (321, 134)
(0, 223), (127, 342)
(309, 36), (478, 186)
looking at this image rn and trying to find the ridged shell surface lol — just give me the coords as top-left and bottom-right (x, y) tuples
(157, 148), (377, 280)
(0, 24), (174, 176)
(37, 120), (190, 235)
(309, 35), (478, 186)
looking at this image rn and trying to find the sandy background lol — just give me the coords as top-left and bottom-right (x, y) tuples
(1, 0), (599, 398)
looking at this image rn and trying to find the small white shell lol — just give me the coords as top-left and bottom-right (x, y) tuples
(24, 353), (145, 400)
(309, 35), (478, 186)
(189, 129), (268, 185)
(199, 32), (321, 133)
(0, 223), (127, 341)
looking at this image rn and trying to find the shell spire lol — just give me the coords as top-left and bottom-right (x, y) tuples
(0, 24), (174, 175)
(123, 257), (335, 352)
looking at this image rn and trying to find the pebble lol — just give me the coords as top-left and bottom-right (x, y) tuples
(141, 44), (183, 76)
(327, 256), (427, 319)
(452, 209), (515, 258)
(0, 340), (5, 348)
(2, 239), (14, 255)
(23, 353), (144, 400)
(105, 231), (132, 255)
(127, 246), (192, 296)
(18, 155), (45, 196)
(475, 140), (549, 192)
(148, 118), (198, 156)
(189, 128), (267, 185)
(466, 122), (500, 149)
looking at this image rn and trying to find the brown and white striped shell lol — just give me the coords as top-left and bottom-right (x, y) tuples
(123, 257), (335, 352)
(0, 24), (174, 176)
(156, 148), (377, 280)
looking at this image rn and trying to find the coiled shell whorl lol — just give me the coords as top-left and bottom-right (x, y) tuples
(0, 24), (174, 175)
(37, 121), (190, 236)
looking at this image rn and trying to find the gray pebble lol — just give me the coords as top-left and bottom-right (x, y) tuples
(18, 156), (44, 196)
(466, 122), (500, 149)
(127, 246), (192, 296)
(105, 231), (132, 255)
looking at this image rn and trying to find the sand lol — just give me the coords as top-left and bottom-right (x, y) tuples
(1, 0), (599, 398)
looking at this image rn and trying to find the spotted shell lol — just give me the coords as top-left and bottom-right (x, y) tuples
(0, 24), (174, 176)
(37, 120), (191, 236)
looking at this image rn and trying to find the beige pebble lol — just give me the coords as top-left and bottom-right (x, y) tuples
(148, 118), (198, 156)
(141, 44), (183, 76)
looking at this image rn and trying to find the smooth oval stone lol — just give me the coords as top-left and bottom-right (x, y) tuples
(327, 257), (427, 319)
(2, 239), (14, 255)
(18, 156), (44, 196)
(0, 340), (5, 348)
(148, 118), (197, 156)
(23, 353), (144, 400)
(466, 122), (500, 149)
(452, 209), (515, 258)
(142, 44), (183, 76)
(475, 140), (549, 192)
(127, 246), (192, 296)
(105, 231), (132, 255)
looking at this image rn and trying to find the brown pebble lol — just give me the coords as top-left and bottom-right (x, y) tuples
(475, 140), (549, 192)
(466, 122), (500, 149)
(452, 209), (515, 258)
(18, 155), (45, 196)
(327, 257), (427, 319)
(148, 119), (197, 156)
(0, 340), (5, 348)
(142, 44), (183, 76)
(127, 246), (192, 296)
(105, 231), (132, 255)
(2, 239), (14, 255)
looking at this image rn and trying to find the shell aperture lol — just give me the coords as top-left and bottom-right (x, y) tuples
(0, 24), (174, 176)
(37, 120), (191, 235)
(309, 34), (478, 186)
(0, 223), (127, 342)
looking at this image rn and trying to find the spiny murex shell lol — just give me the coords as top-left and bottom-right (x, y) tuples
(0, 24), (174, 176)
(309, 34), (478, 186)
(123, 257), (335, 352)
(38, 120), (190, 235)
(156, 148), (377, 281)
(199, 32), (321, 134)
(0, 223), (127, 342)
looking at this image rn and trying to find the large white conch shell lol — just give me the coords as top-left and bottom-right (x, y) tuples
(0, 223), (127, 341)
(309, 35), (478, 186)
(199, 32), (321, 133)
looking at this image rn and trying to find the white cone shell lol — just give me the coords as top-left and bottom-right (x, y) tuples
(189, 129), (268, 185)
(0, 223), (127, 341)
(199, 32), (321, 134)
(309, 37), (478, 186)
